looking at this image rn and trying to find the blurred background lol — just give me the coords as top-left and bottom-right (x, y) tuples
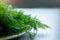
(17, 8), (60, 40)
(4, 0), (60, 8)
(0, 0), (60, 40)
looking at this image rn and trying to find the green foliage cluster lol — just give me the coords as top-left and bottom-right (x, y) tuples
(0, 2), (48, 38)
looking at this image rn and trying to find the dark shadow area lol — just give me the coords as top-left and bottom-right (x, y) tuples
(9, 33), (29, 40)
(5, 0), (60, 8)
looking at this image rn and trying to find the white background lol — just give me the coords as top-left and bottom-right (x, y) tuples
(17, 8), (60, 40)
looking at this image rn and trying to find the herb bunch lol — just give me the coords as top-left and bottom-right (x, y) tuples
(0, 2), (48, 38)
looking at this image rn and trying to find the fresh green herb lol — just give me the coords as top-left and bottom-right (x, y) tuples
(0, 2), (48, 40)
